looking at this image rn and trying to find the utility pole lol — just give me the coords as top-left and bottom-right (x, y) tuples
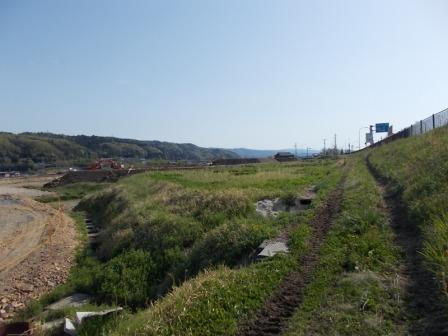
(358, 126), (369, 150)
(323, 139), (326, 156)
(334, 134), (337, 151)
(294, 142), (297, 158)
(369, 125), (374, 146)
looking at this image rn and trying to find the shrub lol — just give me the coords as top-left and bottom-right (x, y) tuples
(181, 218), (275, 278)
(99, 249), (155, 307)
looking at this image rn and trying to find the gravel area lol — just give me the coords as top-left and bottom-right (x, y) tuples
(0, 176), (77, 323)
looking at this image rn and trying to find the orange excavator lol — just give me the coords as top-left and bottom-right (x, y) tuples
(87, 158), (124, 170)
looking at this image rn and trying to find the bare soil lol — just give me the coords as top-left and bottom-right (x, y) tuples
(367, 158), (448, 335)
(0, 176), (77, 322)
(237, 181), (344, 336)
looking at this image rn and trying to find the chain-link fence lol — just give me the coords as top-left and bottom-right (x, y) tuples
(371, 107), (448, 147)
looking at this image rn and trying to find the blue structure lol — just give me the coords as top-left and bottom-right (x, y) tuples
(375, 123), (389, 133)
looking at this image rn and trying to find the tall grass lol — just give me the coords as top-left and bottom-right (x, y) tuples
(420, 215), (448, 295)
(105, 257), (296, 336)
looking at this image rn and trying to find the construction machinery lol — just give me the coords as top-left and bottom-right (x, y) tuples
(86, 158), (124, 170)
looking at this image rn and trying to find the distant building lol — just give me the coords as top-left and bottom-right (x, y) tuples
(274, 152), (296, 162)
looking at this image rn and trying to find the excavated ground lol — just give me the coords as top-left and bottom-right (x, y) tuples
(237, 179), (345, 336)
(0, 176), (77, 323)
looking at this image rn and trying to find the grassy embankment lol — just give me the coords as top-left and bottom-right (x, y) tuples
(284, 155), (405, 335)
(36, 182), (111, 203)
(70, 160), (342, 335)
(368, 126), (448, 303)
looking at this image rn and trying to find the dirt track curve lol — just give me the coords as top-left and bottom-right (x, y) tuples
(237, 179), (345, 336)
(0, 176), (77, 322)
(367, 157), (448, 335)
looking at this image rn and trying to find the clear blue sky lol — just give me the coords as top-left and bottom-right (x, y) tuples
(1, 0), (447, 150)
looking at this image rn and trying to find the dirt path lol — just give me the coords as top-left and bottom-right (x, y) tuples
(0, 176), (77, 322)
(0, 199), (48, 274)
(237, 181), (344, 336)
(367, 157), (448, 335)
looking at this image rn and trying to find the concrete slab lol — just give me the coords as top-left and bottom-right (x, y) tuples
(258, 242), (289, 258)
(46, 293), (91, 311)
(41, 318), (64, 331)
(75, 307), (123, 325)
(64, 318), (76, 336)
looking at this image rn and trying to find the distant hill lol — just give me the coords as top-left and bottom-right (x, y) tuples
(229, 148), (318, 158)
(0, 132), (239, 171)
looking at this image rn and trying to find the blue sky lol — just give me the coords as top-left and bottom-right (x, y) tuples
(1, 0), (447, 150)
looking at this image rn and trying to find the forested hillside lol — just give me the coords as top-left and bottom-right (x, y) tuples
(0, 132), (238, 170)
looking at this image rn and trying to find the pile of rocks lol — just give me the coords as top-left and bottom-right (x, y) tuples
(0, 208), (76, 323)
(255, 186), (317, 218)
(0, 297), (24, 322)
(0, 261), (71, 323)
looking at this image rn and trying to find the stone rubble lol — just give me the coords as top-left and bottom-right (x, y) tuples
(0, 208), (77, 324)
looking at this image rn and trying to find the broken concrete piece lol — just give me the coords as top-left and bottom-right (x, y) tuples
(297, 186), (317, 208)
(258, 242), (289, 258)
(46, 307), (123, 335)
(256, 187), (317, 217)
(41, 318), (65, 331)
(75, 307), (123, 325)
(256, 198), (285, 217)
(46, 293), (91, 311)
(64, 318), (76, 336)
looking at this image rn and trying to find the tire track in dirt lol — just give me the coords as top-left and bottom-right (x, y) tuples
(237, 179), (345, 336)
(0, 202), (47, 274)
(366, 156), (448, 335)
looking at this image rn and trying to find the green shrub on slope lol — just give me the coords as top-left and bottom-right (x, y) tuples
(99, 249), (155, 307)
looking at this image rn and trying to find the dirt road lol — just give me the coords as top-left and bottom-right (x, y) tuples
(0, 176), (77, 322)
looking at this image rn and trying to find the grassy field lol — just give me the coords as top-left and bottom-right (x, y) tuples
(76, 160), (341, 307)
(76, 161), (342, 335)
(80, 155), (409, 335)
(18, 159), (342, 335)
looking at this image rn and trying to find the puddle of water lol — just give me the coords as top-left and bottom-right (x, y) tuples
(256, 186), (317, 217)
(0, 198), (19, 205)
